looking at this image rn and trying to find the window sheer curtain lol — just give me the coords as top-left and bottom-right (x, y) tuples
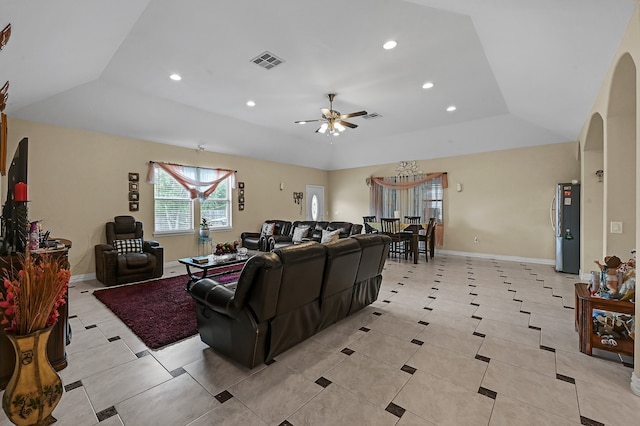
(369, 172), (447, 218)
(146, 161), (236, 200)
(369, 172), (447, 245)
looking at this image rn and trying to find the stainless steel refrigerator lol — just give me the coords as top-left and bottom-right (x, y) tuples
(553, 183), (580, 274)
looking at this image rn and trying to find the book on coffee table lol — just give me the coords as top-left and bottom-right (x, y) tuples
(191, 256), (210, 264)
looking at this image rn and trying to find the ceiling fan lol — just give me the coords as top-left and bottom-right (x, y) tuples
(295, 93), (367, 135)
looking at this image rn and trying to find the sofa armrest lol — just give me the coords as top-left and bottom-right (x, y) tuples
(94, 244), (118, 285)
(241, 232), (261, 240)
(143, 242), (164, 278)
(190, 278), (241, 318)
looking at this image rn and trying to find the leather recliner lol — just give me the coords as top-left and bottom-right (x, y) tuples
(240, 220), (292, 251)
(308, 221), (362, 242)
(189, 234), (391, 368)
(268, 220), (317, 250)
(95, 216), (164, 286)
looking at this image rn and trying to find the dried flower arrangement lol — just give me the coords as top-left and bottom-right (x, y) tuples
(0, 252), (70, 335)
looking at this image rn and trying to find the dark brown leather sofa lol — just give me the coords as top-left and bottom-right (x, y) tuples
(268, 221), (363, 250)
(240, 220), (292, 251)
(189, 233), (391, 368)
(95, 216), (164, 286)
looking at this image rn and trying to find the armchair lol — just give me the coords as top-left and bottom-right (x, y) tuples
(95, 216), (164, 286)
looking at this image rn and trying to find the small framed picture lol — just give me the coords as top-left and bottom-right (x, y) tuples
(128, 172), (139, 182)
(129, 182), (139, 191)
(238, 196), (245, 203)
(239, 189), (245, 196)
(129, 201), (139, 211)
(238, 181), (245, 189)
(129, 192), (139, 201)
(238, 203), (245, 211)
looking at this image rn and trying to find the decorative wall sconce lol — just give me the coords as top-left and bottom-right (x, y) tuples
(293, 192), (303, 204)
(595, 169), (604, 183)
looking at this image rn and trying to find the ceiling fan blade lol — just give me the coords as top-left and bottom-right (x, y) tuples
(339, 120), (358, 129)
(321, 108), (331, 119)
(295, 119), (325, 123)
(340, 110), (367, 119)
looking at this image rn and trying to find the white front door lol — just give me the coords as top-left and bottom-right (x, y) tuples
(306, 185), (325, 221)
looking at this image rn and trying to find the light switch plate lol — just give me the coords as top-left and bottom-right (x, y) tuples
(610, 221), (623, 234)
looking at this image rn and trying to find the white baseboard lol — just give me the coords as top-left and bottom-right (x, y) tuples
(69, 261), (182, 283)
(70, 272), (96, 283)
(436, 249), (555, 266)
(632, 371), (640, 397)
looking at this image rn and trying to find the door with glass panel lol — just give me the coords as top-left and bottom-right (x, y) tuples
(305, 185), (325, 221)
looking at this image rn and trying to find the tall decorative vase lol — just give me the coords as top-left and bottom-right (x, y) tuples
(2, 326), (63, 426)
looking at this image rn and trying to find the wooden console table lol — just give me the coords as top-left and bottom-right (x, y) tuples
(574, 283), (635, 356)
(0, 242), (72, 389)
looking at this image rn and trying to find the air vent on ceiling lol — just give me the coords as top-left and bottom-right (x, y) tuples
(362, 112), (382, 120)
(251, 51), (285, 70)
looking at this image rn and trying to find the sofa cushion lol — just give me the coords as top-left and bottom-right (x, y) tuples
(113, 238), (143, 255)
(321, 229), (340, 243)
(292, 226), (310, 243)
(260, 222), (275, 237)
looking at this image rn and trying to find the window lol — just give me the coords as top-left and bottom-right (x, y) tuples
(153, 165), (232, 234)
(199, 168), (231, 229)
(378, 175), (443, 223)
(154, 167), (193, 233)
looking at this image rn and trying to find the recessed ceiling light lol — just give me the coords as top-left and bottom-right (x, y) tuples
(169, 73), (182, 81)
(422, 82), (434, 89)
(383, 40), (397, 50)
(446, 105), (457, 112)
(246, 100), (256, 107)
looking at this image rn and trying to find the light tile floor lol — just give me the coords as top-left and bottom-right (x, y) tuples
(1, 254), (638, 426)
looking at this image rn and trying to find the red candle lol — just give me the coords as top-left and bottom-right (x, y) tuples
(14, 182), (28, 201)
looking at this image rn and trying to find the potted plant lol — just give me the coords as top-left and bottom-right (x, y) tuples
(199, 218), (210, 238)
(0, 251), (70, 425)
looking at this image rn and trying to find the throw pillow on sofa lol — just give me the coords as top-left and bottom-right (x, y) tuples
(113, 238), (143, 255)
(321, 229), (340, 243)
(292, 226), (310, 243)
(261, 222), (275, 237)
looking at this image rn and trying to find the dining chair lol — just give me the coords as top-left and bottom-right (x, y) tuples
(404, 216), (421, 224)
(363, 216), (378, 233)
(418, 217), (436, 260)
(380, 218), (406, 258)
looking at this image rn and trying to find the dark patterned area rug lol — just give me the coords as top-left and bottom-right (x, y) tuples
(93, 267), (242, 349)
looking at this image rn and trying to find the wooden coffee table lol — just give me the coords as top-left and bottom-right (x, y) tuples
(179, 252), (254, 291)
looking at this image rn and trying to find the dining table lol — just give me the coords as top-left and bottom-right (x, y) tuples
(367, 222), (433, 264)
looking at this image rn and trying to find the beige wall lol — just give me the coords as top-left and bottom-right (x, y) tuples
(3, 118), (580, 277)
(3, 118), (329, 276)
(578, 5), (640, 389)
(329, 142), (580, 261)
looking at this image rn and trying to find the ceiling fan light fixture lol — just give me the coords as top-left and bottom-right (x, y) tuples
(318, 123), (328, 133)
(335, 122), (346, 132)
